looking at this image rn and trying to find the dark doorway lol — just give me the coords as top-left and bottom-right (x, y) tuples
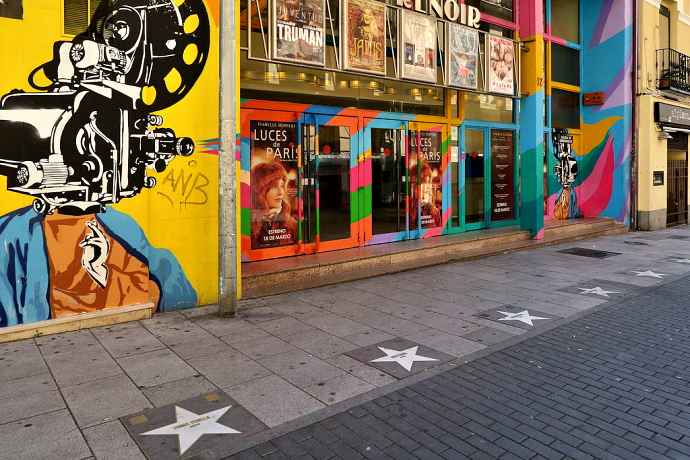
(667, 133), (688, 226)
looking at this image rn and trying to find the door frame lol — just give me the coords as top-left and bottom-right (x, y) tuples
(301, 112), (362, 253)
(363, 117), (411, 245)
(459, 122), (521, 231)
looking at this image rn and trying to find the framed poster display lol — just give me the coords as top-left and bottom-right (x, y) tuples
(400, 10), (438, 83)
(487, 34), (515, 95)
(490, 129), (515, 221)
(343, 0), (387, 75)
(249, 120), (300, 249)
(272, 0), (326, 65)
(447, 23), (479, 90)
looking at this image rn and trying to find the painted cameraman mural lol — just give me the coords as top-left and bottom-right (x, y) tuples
(0, 0), (219, 327)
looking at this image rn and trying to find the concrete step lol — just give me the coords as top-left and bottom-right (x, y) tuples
(242, 219), (628, 299)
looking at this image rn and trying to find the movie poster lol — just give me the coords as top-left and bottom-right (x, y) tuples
(250, 120), (299, 249)
(0, 0), (22, 19)
(491, 129), (515, 220)
(272, 0), (325, 65)
(400, 10), (437, 83)
(447, 23), (479, 90)
(344, 0), (386, 74)
(409, 131), (443, 229)
(487, 35), (515, 95)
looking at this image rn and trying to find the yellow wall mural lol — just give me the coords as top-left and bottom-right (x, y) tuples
(0, 0), (219, 327)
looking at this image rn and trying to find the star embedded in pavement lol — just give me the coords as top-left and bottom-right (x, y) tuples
(578, 287), (620, 297)
(672, 258), (690, 264)
(632, 270), (666, 279)
(497, 310), (549, 327)
(370, 346), (438, 372)
(141, 406), (240, 455)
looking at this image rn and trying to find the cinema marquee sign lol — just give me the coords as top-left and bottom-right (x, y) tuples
(396, 0), (481, 28)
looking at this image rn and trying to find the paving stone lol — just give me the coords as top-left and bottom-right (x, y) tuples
(342, 329), (396, 347)
(256, 316), (317, 339)
(141, 318), (213, 346)
(168, 333), (233, 360)
(327, 355), (397, 387)
(0, 339), (48, 382)
(285, 329), (360, 358)
(0, 371), (56, 400)
(117, 348), (197, 388)
(92, 322), (165, 358)
(193, 316), (256, 338)
(62, 374), (152, 428)
(460, 326), (520, 346)
(0, 387), (65, 425)
(83, 420), (146, 460)
(142, 375), (218, 407)
(188, 351), (272, 389)
(218, 325), (272, 345)
(258, 349), (345, 387)
(300, 313), (371, 337)
(227, 375), (325, 427)
(303, 373), (375, 405)
(44, 347), (122, 387)
(230, 335), (300, 360)
(0, 409), (91, 460)
(405, 331), (487, 358)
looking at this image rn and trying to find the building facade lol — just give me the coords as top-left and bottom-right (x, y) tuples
(239, 0), (634, 263)
(636, 0), (690, 229)
(0, 0), (635, 331)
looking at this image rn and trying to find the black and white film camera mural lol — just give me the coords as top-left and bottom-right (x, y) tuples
(0, 0), (209, 215)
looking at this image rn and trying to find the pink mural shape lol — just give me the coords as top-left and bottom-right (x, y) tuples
(575, 136), (615, 217)
(591, 0), (631, 47)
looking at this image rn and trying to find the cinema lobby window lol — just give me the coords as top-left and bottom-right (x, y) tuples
(463, 93), (514, 123)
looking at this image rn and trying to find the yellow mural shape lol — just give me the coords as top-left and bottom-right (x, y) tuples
(141, 85), (158, 105)
(164, 68), (183, 93)
(183, 43), (199, 65)
(184, 14), (200, 34)
(579, 115), (623, 158)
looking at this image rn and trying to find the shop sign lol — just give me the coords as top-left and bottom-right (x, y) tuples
(491, 129), (514, 221)
(487, 34), (515, 96)
(400, 10), (438, 83)
(447, 23), (479, 90)
(655, 102), (690, 127)
(272, 0), (326, 66)
(583, 92), (605, 106)
(249, 120), (299, 249)
(396, 0), (481, 28)
(343, 0), (387, 75)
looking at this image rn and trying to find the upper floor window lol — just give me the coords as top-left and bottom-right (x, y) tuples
(64, 0), (102, 35)
(550, 0), (579, 43)
(659, 5), (671, 50)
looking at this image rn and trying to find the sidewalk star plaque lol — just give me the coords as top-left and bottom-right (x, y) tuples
(497, 310), (549, 327)
(577, 287), (620, 298)
(370, 345), (439, 371)
(141, 406), (240, 455)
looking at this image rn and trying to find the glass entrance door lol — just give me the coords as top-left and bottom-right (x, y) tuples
(302, 114), (360, 253)
(409, 122), (447, 237)
(366, 118), (408, 243)
(461, 126), (518, 230)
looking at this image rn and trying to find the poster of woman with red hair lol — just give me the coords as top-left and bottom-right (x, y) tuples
(250, 121), (299, 249)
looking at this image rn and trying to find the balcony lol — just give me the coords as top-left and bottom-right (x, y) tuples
(657, 48), (690, 96)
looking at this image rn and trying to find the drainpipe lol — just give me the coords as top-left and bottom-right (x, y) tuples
(631, 0), (639, 231)
(219, 0), (239, 317)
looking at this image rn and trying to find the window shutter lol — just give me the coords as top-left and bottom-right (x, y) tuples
(64, 0), (89, 35)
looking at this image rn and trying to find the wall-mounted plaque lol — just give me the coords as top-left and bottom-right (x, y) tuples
(343, 0), (386, 75)
(272, 0), (325, 66)
(653, 171), (664, 186)
(400, 10), (438, 83)
(491, 129), (515, 221)
(487, 34), (515, 95)
(447, 23), (479, 90)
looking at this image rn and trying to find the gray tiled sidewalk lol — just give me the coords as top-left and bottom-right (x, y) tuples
(2, 226), (690, 459)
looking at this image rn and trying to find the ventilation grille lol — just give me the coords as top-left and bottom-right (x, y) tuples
(64, 0), (103, 35)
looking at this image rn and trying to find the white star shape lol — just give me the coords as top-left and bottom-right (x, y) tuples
(497, 310), (549, 326)
(671, 258), (690, 264)
(632, 270), (666, 279)
(578, 287), (620, 297)
(370, 346), (438, 372)
(141, 406), (240, 454)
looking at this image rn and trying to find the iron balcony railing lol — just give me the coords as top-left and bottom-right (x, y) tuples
(657, 48), (690, 95)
